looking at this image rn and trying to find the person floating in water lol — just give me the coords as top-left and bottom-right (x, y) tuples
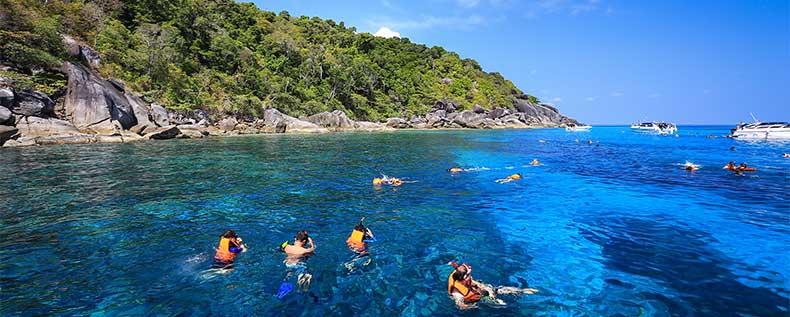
(373, 175), (405, 186)
(448, 167), (464, 173)
(495, 173), (522, 183)
(447, 261), (538, 309)
(783, 153), (790, 158)
(587, 140), (594, 145)
(723, 161), (737, 171)
(530, 159), (540, 166)
(736, 162), (756, 172)
(281, 230), (316, 291)
(683, 162), (699, 171)
(344, 217), (376, 271)
(212, 230), (247, 270)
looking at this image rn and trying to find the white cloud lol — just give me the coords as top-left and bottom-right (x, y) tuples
(610, 91), (623, 97)
(585, 96), (596, 101)
(551, 97), (562, 102)
(373, 27), (401, 38)
(457, 0), (480, 8)
(368, 15), (485, 30)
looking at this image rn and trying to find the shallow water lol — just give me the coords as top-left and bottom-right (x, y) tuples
(1, 126), (788, 316)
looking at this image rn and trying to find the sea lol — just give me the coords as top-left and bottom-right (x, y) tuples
(1, 126), (788, 316)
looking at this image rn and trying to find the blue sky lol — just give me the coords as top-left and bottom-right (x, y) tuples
(253, 0), (788, 124)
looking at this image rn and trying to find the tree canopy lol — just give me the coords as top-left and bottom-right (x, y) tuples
(1, 0), (540, 121)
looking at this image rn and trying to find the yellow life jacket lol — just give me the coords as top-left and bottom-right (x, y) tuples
(346, 229), (366, 249)
(447, 273), (481, 303)
(214, 237), (237, 262)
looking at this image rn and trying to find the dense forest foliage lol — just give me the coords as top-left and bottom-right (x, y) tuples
(0, 0), (540, 121)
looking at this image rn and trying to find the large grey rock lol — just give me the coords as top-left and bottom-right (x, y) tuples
(149, 103), (170, 127)
(473, 104), (487, 114)
(176, 124), (208, 138)
(126, 92), (155, 132)
(452, 110), (487, 128)
(80, 46), (101, 69)
(15, 116), (82, 137)
(307, 110), (355, 130)
(0, 88), (13, 108)
(146, 126), (181, 140)
(0, 106), (12, 125)
(431, 99), (458, 113)
(386, 117), (409, 129)
(487, 107), (510, 119)
(353, 121), (386, 131)
(219, 117), (237, 131)
(12, 90), (54, 117)
(0, 125), (17, 145)
(509, 95), (577, 126)
(63, 62), (137, 133)
(262, 108), (327, 133)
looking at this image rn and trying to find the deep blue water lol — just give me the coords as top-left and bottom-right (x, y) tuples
(1, 126), (788, 316)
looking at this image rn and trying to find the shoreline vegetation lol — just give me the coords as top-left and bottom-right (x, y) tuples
(0, 0), (578, 148)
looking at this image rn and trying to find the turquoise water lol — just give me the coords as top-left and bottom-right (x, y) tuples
(1, 126), (788, 316)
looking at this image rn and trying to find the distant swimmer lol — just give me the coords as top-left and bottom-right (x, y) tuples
(373, 175), (405, 186)
(530, 159), (540, 166)
(730, 146), (736, 151)
(495, 173), (522, 183)
(447, 261), (538, 309)
(212, 230), (248, 270)
(588, 140), (593, 145)
(736, 162), (756, 172)
(575, 139), (579, 143)
(448, 167), (464, 173)
(723, 161), (737, 171)
(539, 140), (546, 143)
(683, 162), (699, 171)
(783, 153), (790, 158)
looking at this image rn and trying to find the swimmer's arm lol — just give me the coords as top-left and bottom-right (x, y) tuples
(305, 237), (316, 252)
(363, 228), (376, 242)
(451, 292), (476, 310)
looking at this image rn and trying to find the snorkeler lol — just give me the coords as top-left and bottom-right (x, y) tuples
(448, 167), (464, 173)
(495, 173), (522, 183)
(281, 230), (316, 291)
(212, 230), (247, 269)
(683, 162), (699, 171)
(373, 175), (406, 186)
(736, 162), (756, 172)
(344, 217), (377, 272)
(530, 159), (540, 166)
(346, 217), (376, 254)
(723, 161), (737, 171)
(447, 262), (538, 310)
(784, 153), (790, 158)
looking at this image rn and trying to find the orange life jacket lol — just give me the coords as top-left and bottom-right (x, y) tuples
(447, 273), (481, 303)
(346, 229), (366, 249)
(214, 237), (238, 262)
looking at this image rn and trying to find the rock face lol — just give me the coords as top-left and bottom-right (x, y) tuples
(149, 103), (170, 127)
(0, 106), (12, 125)
(62, 62), (137, 133)
(307, 110), (355, 130)
(0, 88), (13, 108)
(262, 108), (327, 133)
(510, 94), (577, 126)
(219, 117), (237, 131)
(0, 125), (17, 145)
(146, 126), (181, 140)
(12, 90), (54, 117)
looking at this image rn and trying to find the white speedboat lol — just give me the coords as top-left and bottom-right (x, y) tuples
(630, 121), (677, 135)
(566, 125), (592, 132)
(730, 121), (790, 139)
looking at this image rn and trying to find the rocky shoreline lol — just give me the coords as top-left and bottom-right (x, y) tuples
(0, 39), (578, 148)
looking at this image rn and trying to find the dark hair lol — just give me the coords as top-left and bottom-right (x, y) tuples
(221, 230), (238, 238)
(354, 223), (366, 232)
(452, 266), (468, 281)
(295, 230), (309, 242)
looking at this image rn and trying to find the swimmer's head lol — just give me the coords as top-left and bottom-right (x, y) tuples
(221, 230), (238, 239)
(511, 173), (522, 180)
(372, 178), (383, 185)
(295, 230), (309, 243)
